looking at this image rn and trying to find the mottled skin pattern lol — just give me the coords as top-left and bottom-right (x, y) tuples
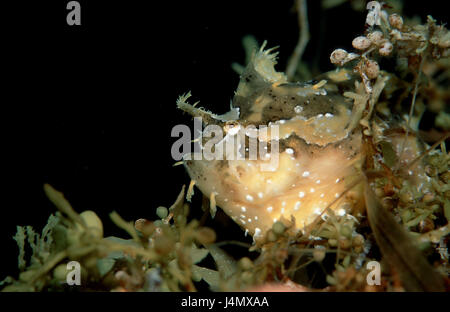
(182, 46), (365, 240)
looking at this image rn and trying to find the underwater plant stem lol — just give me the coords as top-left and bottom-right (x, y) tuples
(109, 211), (141, 242)
(286, 258), (314, 275)
(43, 184), (87, 229)
(406, 57), (424, 132)
(29, 250), (68, 285)
(100, 241), (158, 261)
(286, 0), (310, 80)
(395, 54), (426, 172)
(214, 240), (252, 249)
(403, 133), (450, 173)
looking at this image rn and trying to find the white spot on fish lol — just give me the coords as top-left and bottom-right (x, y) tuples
(337, 208), (346, 216)
(294, 105), (303, 113)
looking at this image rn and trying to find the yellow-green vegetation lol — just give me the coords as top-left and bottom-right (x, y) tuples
(1, 185), (220, 291)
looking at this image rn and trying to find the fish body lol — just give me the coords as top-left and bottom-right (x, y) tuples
(181, 45), (367, 239)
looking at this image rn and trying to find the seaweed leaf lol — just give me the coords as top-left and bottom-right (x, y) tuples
(40, 214), (59, 253)
(364, 180), (445, 291)
(109, 212), (140, 242)
(97, 258), (116, 277)
(25, 226), (40, 266)
(191, 265), (220, 289)
(43, 184), (86, 228)
(188, 245), (209, 264)
(12, 227), (26, 271)
(206, 244), (237, 280)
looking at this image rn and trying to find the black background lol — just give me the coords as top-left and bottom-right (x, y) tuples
(0, 0), (447, 280)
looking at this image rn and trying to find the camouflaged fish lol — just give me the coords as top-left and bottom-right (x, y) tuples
(176, 43), (386, 241)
